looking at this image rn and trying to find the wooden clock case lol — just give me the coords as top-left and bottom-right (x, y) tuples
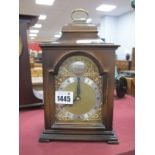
(19, 15), (43, 108)
(39, 19), (119, 143)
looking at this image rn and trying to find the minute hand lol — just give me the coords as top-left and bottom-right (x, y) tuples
(76, 77), (81, 96)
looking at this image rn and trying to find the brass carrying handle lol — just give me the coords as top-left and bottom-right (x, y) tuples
(71, 8), (89, 22)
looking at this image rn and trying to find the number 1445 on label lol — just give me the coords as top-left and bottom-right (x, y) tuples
(55, 91), (73, 104)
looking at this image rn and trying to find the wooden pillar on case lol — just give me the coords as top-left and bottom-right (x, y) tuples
(19, 15), (43, 108)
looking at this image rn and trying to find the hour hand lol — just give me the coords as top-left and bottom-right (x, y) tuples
(73, 96), (81, 102)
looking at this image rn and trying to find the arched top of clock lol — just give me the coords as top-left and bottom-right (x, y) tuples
(48, 50), (105, 75)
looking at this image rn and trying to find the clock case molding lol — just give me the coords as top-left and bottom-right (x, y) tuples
(39, 19), (120, 143)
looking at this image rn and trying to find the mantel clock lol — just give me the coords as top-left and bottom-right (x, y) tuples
(39, 9), (120, 144)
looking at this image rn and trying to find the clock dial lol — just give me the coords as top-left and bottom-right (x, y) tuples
(57, 77), (101, 118)
(55, 55), (103, 123)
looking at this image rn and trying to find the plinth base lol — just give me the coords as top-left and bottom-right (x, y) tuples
(39, 129), (119, 144)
